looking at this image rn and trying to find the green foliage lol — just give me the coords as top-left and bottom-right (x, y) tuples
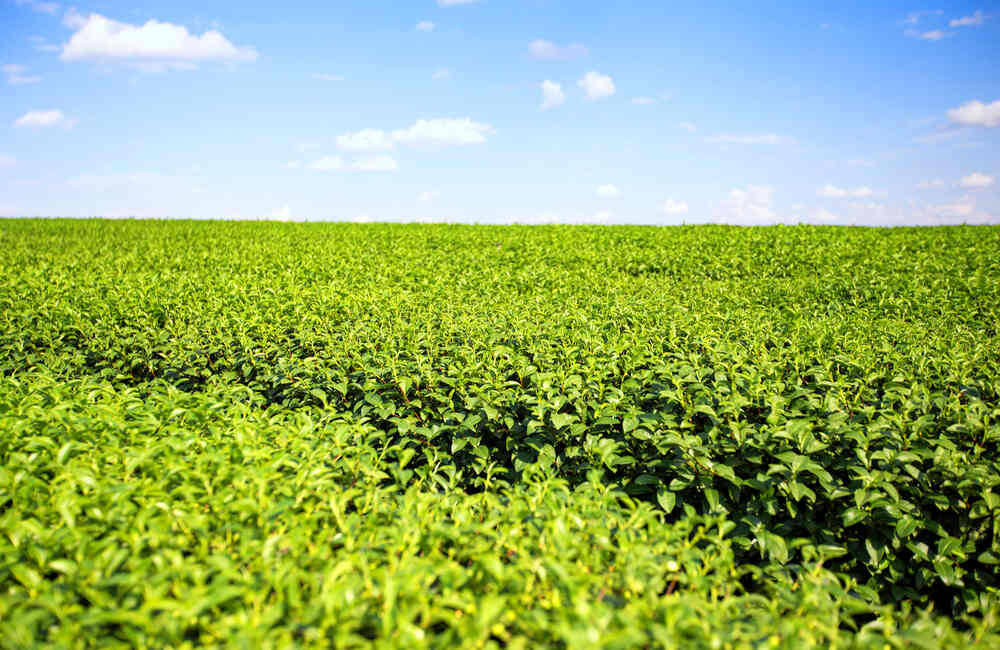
(1, 219), (999, 647)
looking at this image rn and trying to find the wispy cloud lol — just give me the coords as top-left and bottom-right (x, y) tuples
(912, 29), (948, 41)
(950, 11), (986, 27)
(902, 9), (943, 25)
(912, 128), (964, 144)
(432, 67), (451, 80)
(437, 0), (479, 6)
(13, 109), (75, 128)
(706, 133), (788, 145)
(528, 39), (588, 60)
(901, 9), (953, 40)
(0, 154), (16, 168)
(631, 96), (655, 105)
(722, 185), (775, 223)
(416, 20), (435, 32)
(662, 199), (689, 216)
(3, 64), (41, 85)
(678, 122), (697, 133)
(809, 208), (841, 223)
(67, 171), (176, 191)
(15, 0), (59, 15)
(270, 205), (292, 221)
(29, 36), (61, 53)
(507, 211), (612, 225)
(903, 9), (988, 39)
(932, 199), (975, 218)
(960, 172), (995, 188)
(817, 184), (874, 198)
(307, 155), (399, 172)
(540, 80), (565, 110)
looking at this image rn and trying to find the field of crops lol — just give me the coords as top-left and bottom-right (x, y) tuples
(1, 220), (999, 647)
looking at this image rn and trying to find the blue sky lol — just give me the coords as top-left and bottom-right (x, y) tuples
(1, 0), (998, 224)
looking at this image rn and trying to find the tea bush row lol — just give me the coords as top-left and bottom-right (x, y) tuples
(1, 220), (999, 647)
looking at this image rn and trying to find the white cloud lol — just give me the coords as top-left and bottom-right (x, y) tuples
(912, 129), (963, 144)
(437, 0), (479, 6)
(313, 73), (344, 82)
(508, 211), (611, 225)
(577, 71), (615, 100)
(418, 191), (440, 202)
(29, 37), (61, 53)
(706, 133), (788, 145)
(3, 64), (41, 85)
(60, 13), (257, 66)
(307, 155), (399, 172)
(947, 100), (1000, 127)
(540, 80), (565, 109)
(631, 96), (655, 105)
(432, 67), (451, 80)
(916, 30), (948, 40)
(391, 118), (493, 146)
(950, 11), (986, 27)
(678, 122), (697, 132)
(353, 156), (399, 172)
(284, 161), (302, 169)
(416, 20), (436, 32)
(723, 185), (775, 223)
(913, 196), (996, 224)
(817, 184), (874, 198)
(917, 178), (945, 189)
(13, 109), (74, 128)
(933, 200), (975, 218)
(306, 157), (346, 172)
(507, 212), (559, 224)
(128, 61), (198, 74)
(960, 172), (995, 188)
(270, 205), (292, 221)
(847, 201), (912, 225)
(336, 128), (395, 152)
(63, 8), (85, 28)
(528, 39), (588, 60)
(585, 211), (612, 224)
(15, 0), (59, 15)
(810, 208), (840, 223)
(596, 184), (621, 198)
(0, 154), (15, 168)
(334, 118), (493, 153)
(67, 171), (172, 191)
(662, 199), (689, 216)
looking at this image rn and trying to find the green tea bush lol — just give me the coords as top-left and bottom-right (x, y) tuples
(1, 220), (999, 647)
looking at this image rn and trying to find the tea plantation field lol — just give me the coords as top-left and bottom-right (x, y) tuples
(2, 219), (999, 648)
